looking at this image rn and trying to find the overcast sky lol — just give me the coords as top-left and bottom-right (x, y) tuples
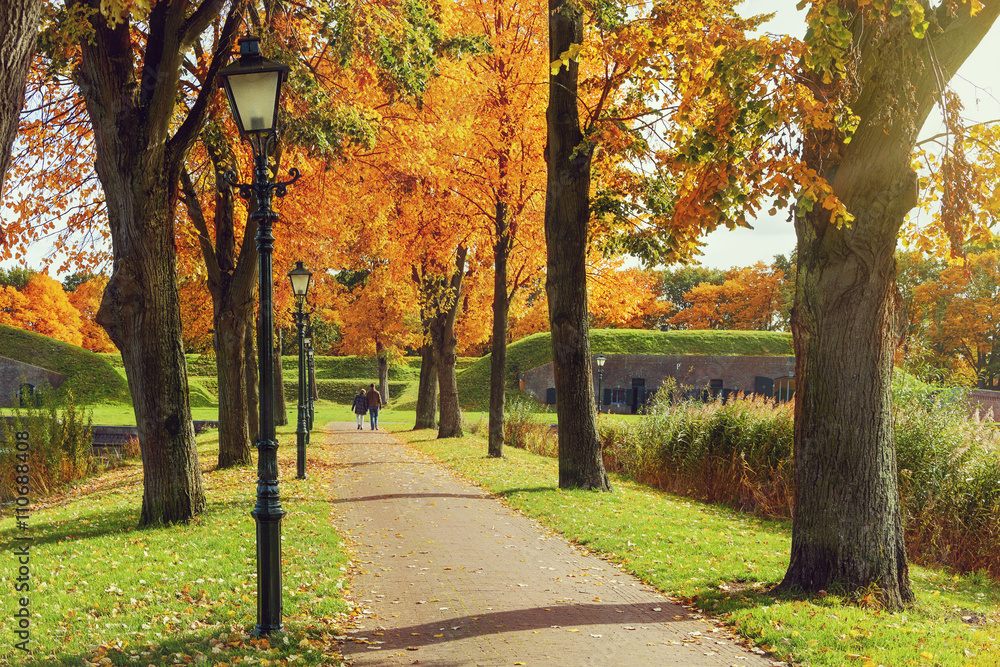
(696, 0), (1000, 270)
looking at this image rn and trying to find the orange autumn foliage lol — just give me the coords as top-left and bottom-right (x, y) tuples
(589, 263), (671, 330)
(0, 273), (83, 346)
(912, 250), (1000, 388)
(507, 285), (549, 342)
(67, 275), (116, 352)
(176, 275), (215, 354)
(671, 262), (785, 332)
(330, 266), (421, 361)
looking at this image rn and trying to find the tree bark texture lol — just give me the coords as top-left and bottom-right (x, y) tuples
(274, 331), (287, 426)
(246, 322), (259, 443)
(545, 0), (609, 491)
(781, 3), (1000, 608)
(377, 342), (389, 404)
(180, 132), (258, 469)
(74, 0), (241, 524)
(414, 341), (438, 429)
(488, 201), (513, 458)
(0, 0), (42, 205)
(431, 247), (468, 439)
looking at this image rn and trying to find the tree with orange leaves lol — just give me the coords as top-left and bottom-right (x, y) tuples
(508, 282), (549, 342)
(670, 262), (786, 332)
(0, 273), (83, 347)
(171, 0), (465, 465)
(441, 0), (549, 456)
(35, 0), (245, 525)
(67, 275), (116, 352)
(588, 263), (670, 331)
(912, 249), (1000, 389)
(543, 0), (807, 492)
(331, 264), (421, 402)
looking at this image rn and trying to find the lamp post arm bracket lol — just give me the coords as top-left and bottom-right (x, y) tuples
(274, 168), (301, 198)
(221, 170), (256, 201)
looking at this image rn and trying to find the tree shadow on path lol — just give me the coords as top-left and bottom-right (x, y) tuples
(344, 601), (709, 652)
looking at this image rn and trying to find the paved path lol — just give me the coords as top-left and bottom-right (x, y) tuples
(325, 422), (778, 667)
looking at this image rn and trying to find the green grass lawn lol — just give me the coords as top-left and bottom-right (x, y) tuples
(0, 418), (350, 666)
(14, 400), (417, 429)
(391, 427), (1000, 667)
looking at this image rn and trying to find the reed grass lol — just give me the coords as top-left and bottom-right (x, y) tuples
(596, 377), (1000, 579)
(0, 398), (96, 501)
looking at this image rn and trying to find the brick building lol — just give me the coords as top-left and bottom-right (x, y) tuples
(969, 389), (1000, 421)
(520, 354), (796, 414)
(0, 356), (67, 407)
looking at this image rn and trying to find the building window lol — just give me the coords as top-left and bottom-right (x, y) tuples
(611, 388), (627, 403)
(774, 377), (796, 403)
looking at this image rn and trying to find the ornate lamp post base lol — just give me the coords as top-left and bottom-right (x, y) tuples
(251, 499), (286, 636)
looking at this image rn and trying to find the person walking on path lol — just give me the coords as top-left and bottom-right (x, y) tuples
(366, 382), (382, 430)
(351, 387), (367, 430)
(326, 423), (775, 666)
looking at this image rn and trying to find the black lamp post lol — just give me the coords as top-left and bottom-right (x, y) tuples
(288, 261), (312, 480)
(596, 354), (606, 413)
(218, 35), (298, 637)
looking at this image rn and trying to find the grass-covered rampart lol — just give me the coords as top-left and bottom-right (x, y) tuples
(0, 325), (130, 404)
(456, 329), (794, 410)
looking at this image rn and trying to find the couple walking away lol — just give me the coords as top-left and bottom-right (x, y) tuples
(352, 383), (383, 430)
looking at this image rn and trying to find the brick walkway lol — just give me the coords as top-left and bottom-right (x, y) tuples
(325, 422), (778, 667)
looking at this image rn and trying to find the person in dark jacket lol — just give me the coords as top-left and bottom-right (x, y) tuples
(367, 382), (383, 430)
(351, 388), (367, 430)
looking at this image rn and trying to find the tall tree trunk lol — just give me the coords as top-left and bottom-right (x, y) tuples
(214, 307), (253, 467)
(0, 0), (43, 205)
(488, 201), (512, 458)
(274, 330), (287, 426)
(180, 138), (257, 469)
(74, 0), (240, 524)
(431, 246), (467, 439)
(779, 2), (1000, 608)
(376, 342), (389, 404)
(785, 185), (914, 607)
(545, 0), (609, 491)
(98, 216), (206, 524)
(414, 341), (438, 429)
(246, 322), (259, 443)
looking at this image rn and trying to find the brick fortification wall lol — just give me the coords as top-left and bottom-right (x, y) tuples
(969, 389), (1000, 421)
(520, 354), (795, 413)
(0, 357), (68, 407)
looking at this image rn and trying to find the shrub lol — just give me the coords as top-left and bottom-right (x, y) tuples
(0, 397), (95, 502)
(504, 398), (557, 457)
(893, 380), (1000, 576)
(597, 376), (1000, 579)
(600, 386), (794, 516)
(464, 412), (488, 436)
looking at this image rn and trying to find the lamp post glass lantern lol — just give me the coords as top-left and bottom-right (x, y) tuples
(289, 261), (312, 480)
(219, 35), (299, 638)
(596, 354), (606, 413)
